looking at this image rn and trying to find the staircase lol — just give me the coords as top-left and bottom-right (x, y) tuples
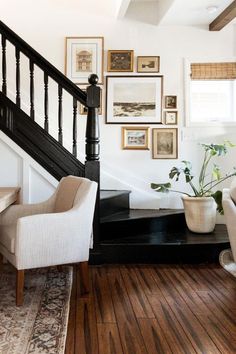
(0, 21), (229, 264)
(97, 190), (229, 264)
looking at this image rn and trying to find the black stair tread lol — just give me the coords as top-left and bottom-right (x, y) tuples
(101, 208), (184, 223)
(101, 224), (228, 246)
(100, 190), (131, 200)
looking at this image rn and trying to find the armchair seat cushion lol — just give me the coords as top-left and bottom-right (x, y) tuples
(0, 224), (16, 254)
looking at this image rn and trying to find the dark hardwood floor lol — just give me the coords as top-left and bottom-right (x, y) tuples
(65, 263), (236, 354)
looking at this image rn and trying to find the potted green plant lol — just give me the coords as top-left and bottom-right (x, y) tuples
(151, 142), (236, 233)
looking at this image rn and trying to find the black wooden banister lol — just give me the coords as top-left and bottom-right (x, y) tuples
(0, 20), (101, 251)
(0, 21), (87, 105)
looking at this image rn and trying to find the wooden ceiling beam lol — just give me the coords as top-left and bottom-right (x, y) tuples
(209, 0), (236, 31)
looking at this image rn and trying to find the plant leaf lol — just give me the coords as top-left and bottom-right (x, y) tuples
(151, 183), (171, 193)
(169, 167), (181, 181)
(212, 164), (221, 180)
(211, 190), (223, 214)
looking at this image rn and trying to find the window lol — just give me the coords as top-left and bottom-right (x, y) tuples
(185, 61), (236, 125)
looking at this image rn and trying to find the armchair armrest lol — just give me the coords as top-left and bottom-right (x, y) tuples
(0, 193), (56, 226)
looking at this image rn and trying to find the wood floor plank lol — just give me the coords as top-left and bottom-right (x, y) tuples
(92, 267), (116, 324)
(148, 295), (197, 354)
(120, 266), (155, 319)
(75, 296), (99, 354)
(97, 323), (124, 354)
(138, 318), (172, 354)
(134, 266), (163, 295)
(75, 266), (98, 354)
(107, 268), (148, 354)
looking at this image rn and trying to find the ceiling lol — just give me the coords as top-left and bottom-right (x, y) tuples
(117, 0), (236, 27)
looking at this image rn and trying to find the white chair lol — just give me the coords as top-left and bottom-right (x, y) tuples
(222, 178), (236, 262)
(0, 176), (97, 305)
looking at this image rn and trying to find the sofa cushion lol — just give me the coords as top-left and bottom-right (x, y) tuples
(0, 224), (16, 254)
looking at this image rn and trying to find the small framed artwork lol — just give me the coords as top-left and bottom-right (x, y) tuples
(122, 126), (149, 150)
(165, 95), (177, 109)
(107, 50), (134, 72)
(106, 75), (163, 124)
(152, 128), (178, 159)
(165, 111), (178, 125)
(65, 37), (104, 84)
(79, 88), (102, 115)
(137, 56), (160, 73)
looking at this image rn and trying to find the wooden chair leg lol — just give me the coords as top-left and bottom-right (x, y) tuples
(16, 270), (24, 306)
(79, 261), (89, 296)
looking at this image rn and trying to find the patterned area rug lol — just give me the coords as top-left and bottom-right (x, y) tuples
(219, 249), (236, 277)
(0, 265), (72, 354)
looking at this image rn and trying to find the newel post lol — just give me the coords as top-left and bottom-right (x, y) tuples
(85, 74), (101, 253)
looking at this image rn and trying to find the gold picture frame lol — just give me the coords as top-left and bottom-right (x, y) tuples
(79, 88), (102, 115)
(164, 111), (178, 125)
(122, 126), (149, 150)
(107, 50), (134, 72)
(165, 95), (177, 109)
(137, 56), (160, 73)
(152, 128), (178, 159)
(65, 37), (104, 85)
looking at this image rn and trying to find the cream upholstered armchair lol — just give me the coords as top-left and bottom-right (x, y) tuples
(0, 176), (97, 306)
(222, 178), (236, 262)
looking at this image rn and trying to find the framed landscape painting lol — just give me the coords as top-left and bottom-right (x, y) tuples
(122, 126), (149, 150)
(65, 37), (104, 84)
(106, 76), (163, 124)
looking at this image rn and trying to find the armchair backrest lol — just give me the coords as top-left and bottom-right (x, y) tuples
(54, 176), (87, 213)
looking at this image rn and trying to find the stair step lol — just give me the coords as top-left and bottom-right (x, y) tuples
(90, 224), (229, 264)
(100, 189), (130, 218)
(101, 224), (228, 246)
(100, 208), (186, 241)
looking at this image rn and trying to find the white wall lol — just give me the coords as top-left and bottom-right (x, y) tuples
(0, 0), (236, 213)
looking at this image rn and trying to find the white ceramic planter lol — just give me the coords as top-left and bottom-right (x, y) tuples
(181, 195), (217, 233)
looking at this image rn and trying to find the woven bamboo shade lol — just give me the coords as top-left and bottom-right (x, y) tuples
(191, 62), (236, 80)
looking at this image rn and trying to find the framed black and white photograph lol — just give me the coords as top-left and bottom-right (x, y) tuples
(107, 50), (134, 72)
(165, 95), (177, 109)
(122, 126), (149, 150)
(152, 128), (178, 159)
(164, 111), (178, 125)
(65, 37), (104, 84)
(106, 75), (163, 124)
(137, 56), (160, 73)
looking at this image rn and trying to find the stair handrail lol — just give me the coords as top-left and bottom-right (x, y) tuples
(0, 21), (87, 105)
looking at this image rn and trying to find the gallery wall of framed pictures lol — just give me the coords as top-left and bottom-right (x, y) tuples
(64, 35), (179, 160)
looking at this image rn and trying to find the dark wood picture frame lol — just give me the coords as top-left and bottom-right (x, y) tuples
(107, 50), (134, 72)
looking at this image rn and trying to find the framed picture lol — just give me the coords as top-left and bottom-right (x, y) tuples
(165, 95), (177, 109)
(65, 37), (104, 85)
(152, 128), (178, 159)
(137, 56), (160, 73)
(106, 75), (163, 124)
(107, 50), (134, 72)
(122, 126), (149, 150)
(79, 88), (102, 115)
(165, 111), (178, 125)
